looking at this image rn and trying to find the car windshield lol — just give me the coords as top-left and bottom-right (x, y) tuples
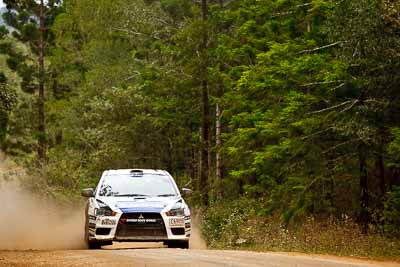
(98, 174), (178, 197)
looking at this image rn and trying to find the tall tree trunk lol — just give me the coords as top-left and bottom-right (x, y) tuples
(201, 81), (210, 206)
(359, 144), (369, 233)
(326, 152), (335, 212)
(191, 146), (197, 188)
(199, 0), (209, 206)
(167, 138), (173, 174)
(37, 0), (46, 163)
(215, 0), (224, 198)
(216, 102), (221, 182)
(198, 127), (202, 191)
(377, 126), (386, 196)
(377, 154), (385, 195)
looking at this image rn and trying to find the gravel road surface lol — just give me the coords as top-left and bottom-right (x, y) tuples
(0, 243), (398, 267)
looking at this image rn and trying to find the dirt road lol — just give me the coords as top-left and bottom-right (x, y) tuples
(0, 243), (398, 267)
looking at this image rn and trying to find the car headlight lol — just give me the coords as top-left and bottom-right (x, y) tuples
(95, 203), (117, 216)
(166, 208), (185, 216)
(166, 202), (185, 216)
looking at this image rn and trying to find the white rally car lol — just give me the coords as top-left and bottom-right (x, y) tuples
(81, 169), (192, 249)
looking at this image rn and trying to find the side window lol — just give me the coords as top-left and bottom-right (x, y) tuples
(93, 173), (105, 196)
(94, 184), (99, 196)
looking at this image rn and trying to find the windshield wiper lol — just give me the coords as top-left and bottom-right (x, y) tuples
(157, 194), (177, 197)
(114, 194), (150, 197)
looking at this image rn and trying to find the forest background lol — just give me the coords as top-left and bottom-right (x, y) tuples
(0, 0), (400, 259)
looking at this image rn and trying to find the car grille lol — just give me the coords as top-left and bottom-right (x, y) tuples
(96, 228), (111, 235)
(115, 212), (167, 240)
(171, 227), (185, 235)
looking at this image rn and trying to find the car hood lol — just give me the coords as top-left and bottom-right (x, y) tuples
(96, 196), (182, 213)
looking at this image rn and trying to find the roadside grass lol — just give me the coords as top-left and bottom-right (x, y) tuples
(239, 217), (400, 260)
(202, 205), (400, 261)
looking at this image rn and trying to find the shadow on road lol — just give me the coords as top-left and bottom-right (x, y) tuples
(102, 242), (165, 250)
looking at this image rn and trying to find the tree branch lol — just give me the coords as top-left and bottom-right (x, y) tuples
(270, 3), (312, 18)
(111, 27), (161, 40)
(339, 99), (359, 113)
(270, 11), (295, 19)
(301, 80), (346, 87)
(323, 138), (362, 154)
(297, 41), (344, 54)
(308, 100), (354, 115)
(301, 127), (334, 140)
(329, 82), (345, 91)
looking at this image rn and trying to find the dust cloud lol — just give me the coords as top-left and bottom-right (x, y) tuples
(190, 214), (207, 249)
(0, 153), (86, 250)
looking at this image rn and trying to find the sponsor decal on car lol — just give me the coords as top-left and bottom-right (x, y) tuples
(101, 218), (117, 225)
(126, 214), (157, 223)
(169, 217), (185, 226)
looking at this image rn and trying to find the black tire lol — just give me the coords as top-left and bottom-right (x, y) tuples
(180, 241), (189, 249)
(87, 240), (112, 249)
(84, 208), (108, 249)
(165, 240), (189, 249)
(84, 204), (91, 248)
(84, 215), (92, 249)
(88, 241), (102, 249)
(102, 240), (113, 246)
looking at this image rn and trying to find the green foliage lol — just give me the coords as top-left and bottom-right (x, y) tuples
(0, 26), (9, 39)
(0, 72), (7, 84)
(0, 81), (17, 143)
(20, 23), (38, 42)
(383, 186), (400, 237)
(388, 128), (400, 168)
(160, 0), (192, 20)
(203, 198), (259, 246)
(218, 0), (348, 221)
(6, 56), (19, 71)
(0, 42), (13, 54)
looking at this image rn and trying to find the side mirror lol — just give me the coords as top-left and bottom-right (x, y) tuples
(181, 188), (193, 196)
(81, 188), (94, 198)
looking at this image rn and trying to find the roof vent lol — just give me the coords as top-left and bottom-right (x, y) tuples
(130, 169), (144, 177)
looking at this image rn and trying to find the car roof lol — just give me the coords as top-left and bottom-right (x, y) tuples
(105, 169), (168, 176)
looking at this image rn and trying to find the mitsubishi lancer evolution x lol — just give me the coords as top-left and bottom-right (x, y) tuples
(81, 169), (192, 249)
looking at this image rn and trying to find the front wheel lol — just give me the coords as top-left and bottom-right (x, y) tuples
(87, 240), (112, 249)
(87, 241), (102, 249)
(165, 240), (189, 249)
(84, 215), (112, 249)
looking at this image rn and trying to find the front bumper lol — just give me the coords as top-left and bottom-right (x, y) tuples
(88, 212), (191, 242)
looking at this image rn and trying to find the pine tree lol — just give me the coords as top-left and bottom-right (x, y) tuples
(3, 0), (62, 162)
